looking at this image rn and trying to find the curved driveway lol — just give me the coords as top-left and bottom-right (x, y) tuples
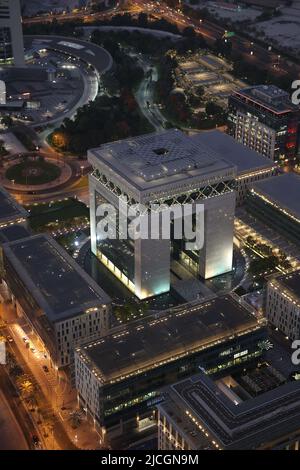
(24, 35), (113, 76)
(23, 36), (113, 131)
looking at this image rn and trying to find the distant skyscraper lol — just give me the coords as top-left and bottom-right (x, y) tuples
(0, 0), (25, 66)
(228, 85), (300, 164)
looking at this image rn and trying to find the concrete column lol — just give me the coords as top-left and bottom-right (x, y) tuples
(9, 0), (25, 66)
(89, 175), (97, 255)
(134, 236), (170, 300)
(198, 191), (236, 279)
(134, 209), (170, 299)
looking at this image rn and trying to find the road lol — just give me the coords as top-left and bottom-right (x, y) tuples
(133, 0), (300, 78)
(132, 53), (165, 131)
(0, 301), (102, 449)
(24, 0), (300, 77)
(0, 382), (29, 450)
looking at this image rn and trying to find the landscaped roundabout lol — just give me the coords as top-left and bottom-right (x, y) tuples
(1, 153), (73, 195)
(5, 157), (61, 186)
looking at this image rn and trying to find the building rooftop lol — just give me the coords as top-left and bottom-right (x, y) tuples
(88, 129), (236, 196)
(191, 130), (276, 175)
(233, 85), (298, 114)
(0, 224), (31, 244)
(249, 173), (300, 221)
(3, 234), (111, 322)
(159, 370), (300, 449)
(0, 187), (28, 226)
(270, 270), (300, 301)
(77, 295), (262, 384)
(24, 35), (113, 77)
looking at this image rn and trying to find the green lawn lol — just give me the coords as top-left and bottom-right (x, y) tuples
(6, 160), (61, 185)
(27, 198), (89, 232)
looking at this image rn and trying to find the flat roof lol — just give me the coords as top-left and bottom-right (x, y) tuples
(233, 85), (297, 114)
(271, 270), (300, 300)
(191, 130), (275, 175)
(250, 173), (300, 221)
(3, 234), (111, 322)
(24, 35), (113, 77)
(159, 371), (300, 449)
(0, 225), (31, 244)
(77, 295), (262, 384)
(0, 187), (28, 225)
(88, 129), (236, 194)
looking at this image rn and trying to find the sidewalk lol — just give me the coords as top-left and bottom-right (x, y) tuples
(0, 301), (101, 449)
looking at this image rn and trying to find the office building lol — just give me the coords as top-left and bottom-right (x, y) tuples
(192, 130), (277, 204)
(75, 295), (266, 441)
(89, 129), (237, 300)
(266, 270), (300, 341)
(228, 85), (300, 164)
(0, 187), (28, 298)
(2, 234), (111, 368)
(158, 369), (300, 450)
(0, 0), (25, 66)
(246, 173), (300, 247)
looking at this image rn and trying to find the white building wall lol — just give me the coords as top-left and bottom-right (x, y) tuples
(74, 352), (102, 420)
(54, 305), (110, 368)
(266, 280), (300, 341)
(235, 111), (276, 161)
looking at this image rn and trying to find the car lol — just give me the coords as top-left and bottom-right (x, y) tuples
(6, 335), (13, 343)
(30, 347), (36, 353)
(32, 435), (41, 449)
(22, 337), (29, 343)
(42, 365), (49, 373)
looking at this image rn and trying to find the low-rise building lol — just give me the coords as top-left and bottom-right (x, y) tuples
(0, 186), (27, 229)
(74, 294), (266, 442)
(246, 173), (300, 246)
(0, 187), (29, 297)
(192, 130), (277, 204)
(2, 233), (111, 368)
(158, 369), (300, 450)
(266, 270), (300, 341)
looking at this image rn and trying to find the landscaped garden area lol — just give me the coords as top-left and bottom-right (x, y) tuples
(27, 198), (89, 233)
(6, 158), (61, 185)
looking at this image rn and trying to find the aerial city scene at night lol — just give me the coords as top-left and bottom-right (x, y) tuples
(1, 0), (300, 461)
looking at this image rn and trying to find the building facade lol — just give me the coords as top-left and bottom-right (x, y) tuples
(192, 130), (277, 205)
(75, 295), (266, 441)
(266, 271), (300, 341)
(0, 0), (25, 66)
(2, 234), (111, 368)
(228, 85), (300, 164)
(158, 371), (300, 450)
(89, 129), (237, 300)
(246, 173), (300, 247)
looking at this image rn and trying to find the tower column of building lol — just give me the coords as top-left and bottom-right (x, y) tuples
(198, 192), (236, 279)
(10, 0), (25, 67)
(134, 210), (170, 300)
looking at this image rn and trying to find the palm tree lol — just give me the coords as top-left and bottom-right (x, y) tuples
(18, 378), (34, 397)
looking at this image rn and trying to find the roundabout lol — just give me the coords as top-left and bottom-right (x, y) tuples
(6, 158), (61, 186)
(1, 153), (73, 194)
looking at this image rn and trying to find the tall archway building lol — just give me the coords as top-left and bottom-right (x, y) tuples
(0, 0), (25, 66)
(89, 129), (237, 300)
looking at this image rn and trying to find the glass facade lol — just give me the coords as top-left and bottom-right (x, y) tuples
(94, 328), (266, 429)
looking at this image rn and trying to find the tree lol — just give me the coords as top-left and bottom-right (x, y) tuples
(205, 101), (223, 116)
(18, 378), (34, 397)
(1, 115), (13, 128)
